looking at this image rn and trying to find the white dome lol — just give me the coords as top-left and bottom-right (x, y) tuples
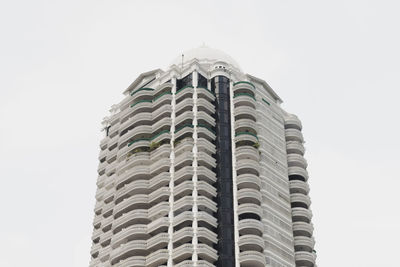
(171, 45), (242, 71)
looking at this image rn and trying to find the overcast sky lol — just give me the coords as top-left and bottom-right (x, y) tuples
(1, 0), (399, 266)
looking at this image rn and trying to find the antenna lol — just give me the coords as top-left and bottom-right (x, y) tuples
(181, 54), (184, 70)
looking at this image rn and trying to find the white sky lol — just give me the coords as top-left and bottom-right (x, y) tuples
(1, 1), (399, 266)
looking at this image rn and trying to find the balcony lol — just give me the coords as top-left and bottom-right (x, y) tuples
(119, 112), (152, 135)
(120, 125), (152, 146)
(233, 93), (256, 109)
(114, 256), (146, 267)
(197, 196), (217, 214)
(197, 87), (215, 102)
(174, 137), (194, 157)
(287, 154), (308, 169)
(234, 105), (256, 121)
(113, 194), (148, 219)
(173, 244), (194, 262)
(172, 227), (193, 246)
(173, 211), (193, 229)
(197, 166), (217, 184)
(149, 172), (170, 191)
(147, 216), (169, 235)
(235, 118), (257, 134)
(295, 251), (316, 267)
(111, 224), (148, 249)
(175, 98), (194, 116)
(174, 196), (194, 215)
(115, 180), (148, 204)
(174, 166), (194, 185)
(112, 209), (149, 234)
(292, 207), (312, 223)
(235, 132), (258, 144)
(151, 117), (171, 134)
(197, 151), (216, 169)
(237, 203), (262, 219)
(197, 138), (216, 154)
(174, 151), (194, 170)
(237, 188), (262, 205)
(238, 234), (264, 252)
(197, 211), (218, 229)
(239, 251), (266, 267)
(197, 111), (215, 126)
(290, 193), (311, 209)
(236, 158), (260, 176)
(197, 181), (217, 198)
(149, 157), (170, 176)
(147, 232), (169, 251)
(238, 219), (263, 236)
(148, 201), (170, 221)
(236, 173), (261, 190)
(284, 115), (302, 131)
(294, 236), (315, 252)
(175, 110), (194, 127)
(235, 146), (259, 161)
(285, 129), (304, 143)
(288, 166), (309, 181)
(146, 249), (169, 267)
(110, 240), (147, 265)
(197, 98), (215, 115)
(148, 186), (170, 205)
(289, 180), (310, 195)
(197, 126), (215, 141)
(286, 141), (305, 155)
(174, 180), (194, 199)
(293, 221), (314, 238)
(197, 227), (218, 245)
(197, 243), (218, 263)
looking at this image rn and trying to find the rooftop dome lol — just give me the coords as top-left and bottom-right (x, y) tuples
(171, 45), (242, 71)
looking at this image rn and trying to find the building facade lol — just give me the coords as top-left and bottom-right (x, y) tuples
(90, 47), (316, 267)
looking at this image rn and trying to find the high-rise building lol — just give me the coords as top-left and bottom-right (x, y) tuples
(90, 46), (316, 267)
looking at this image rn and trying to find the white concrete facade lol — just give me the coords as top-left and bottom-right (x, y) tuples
(90, 46), (316, 267)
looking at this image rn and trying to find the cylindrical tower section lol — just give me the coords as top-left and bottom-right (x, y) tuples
(284, 114), (316, 267)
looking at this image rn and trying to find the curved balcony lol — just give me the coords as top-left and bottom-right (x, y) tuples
(174, 151), (194, 171)
(234, 106), (256, 121)
(294, 236), (315, 252)
(174, 196), (194, 215)
(290, 180), (310, 195)
(149, 157), (170, 176)
(124, 101), (152, 122)
(285, 129), (304, 143)
(197, 126), (216, 141)
(115, 166), (150, 190)
(152, 93), (172, 110)
(197, 166), (217, 184)
(286, 141), (305, 155)
(237, 203), (262, 219)
(288, 166), (309, 181)
(197, 151), (216, 169)
(236, 158), (260, 176)
(173, 211), (193, 229)
(293, 222), (314, 238)
(239, 251), (266, 267)
(114, 194), (148, 218)
(197, 227), (218, 245)
(172, 227), (193, 246)
(147, 216), (169, 235)
(95, 187), (105, 201)
(146, 249), (168, 267)
(237, 188), (262, 205)
(287, 154), (308, 169)
(295, 251), (316, 267)
(174, 124), (194, 140)
(112, 209), (148, 234)
(197, 181), (217, 198)
(111, 224), (148, 249)
(174, 180), (194, 199)
(197, 98), (215, 115)
(197, 196), (217, 214)
(114, 256), (146, 267)
(238, 234), (264, 252)
(175, 98), (193, 116)
(175, 110), (193, 126)
(235, 118), (257, 134)
(148, 201), (170, 221)
(173, 244), (194, 263)
(110, 240), (147, 265)
(155, 82), (173, 94)
(175, 260), (194, 267)
(238, 219), (263, 236)
(291, 193), (311, 209)
(197, 87), (215, 102)
(147, 232), (169, 251)
(235, 132), (258, 144)
(117, 153), (150, 177)
(284, 115), (302, 131)
(150, 130), (171, 145)
(152, 104), (172, 122)
(174, 166), (194, 185)
(236, 173), (261, 190)
(197, 243), (218, 262)
(235, 146), (259, 161)
(118, 139), (149, 158)
(119, 113), (152, 135)
(120, 125), (152, 146)
(174, 137), (194, 157)
(197, 211), (218, 229)
(197, 111), (215, 126)
(149, 172), (170, 191)
(292, 207), (312, 223)
(152, 118), (171, 134)
(176, 86), (194, 102)
(197, 138), (216, 154)
(149, 144), (171, 162)
(148, 186), (170, 205)
(233, 93), (256, 109)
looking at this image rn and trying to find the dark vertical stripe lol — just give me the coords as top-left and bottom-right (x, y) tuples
(212, 76), (235, 267)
